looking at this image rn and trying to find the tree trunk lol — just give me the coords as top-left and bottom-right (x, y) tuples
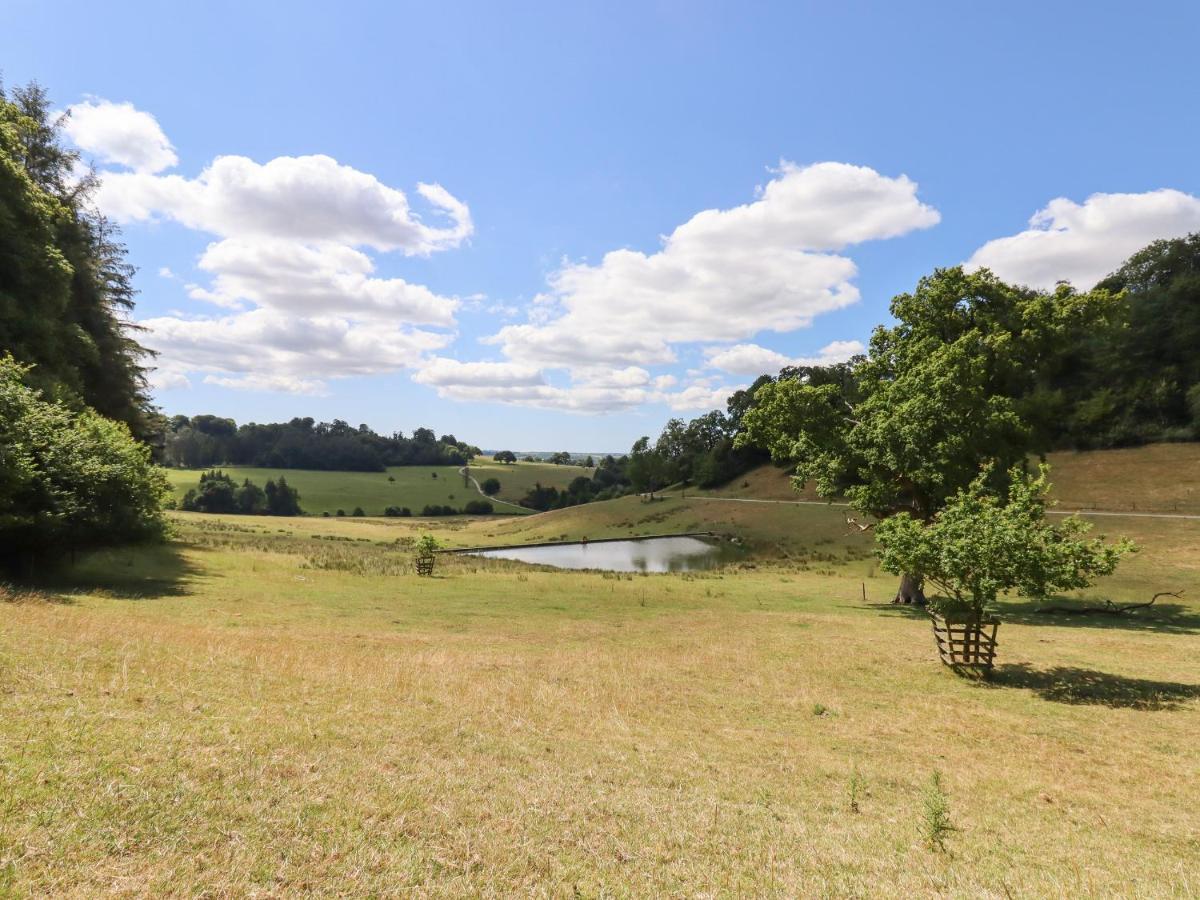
(893, 572), (926, 605)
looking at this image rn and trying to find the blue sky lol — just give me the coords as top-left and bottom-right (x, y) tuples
(6, 0), (1200, 450)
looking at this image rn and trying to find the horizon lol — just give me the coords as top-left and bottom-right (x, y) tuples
(6, 0), (1200, 448)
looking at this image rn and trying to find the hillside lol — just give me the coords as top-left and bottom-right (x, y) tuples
(164, 457), (594, 516)
(673, 442), (1200, 515)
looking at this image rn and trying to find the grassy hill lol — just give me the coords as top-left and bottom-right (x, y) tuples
(676, 442), (1200, 514)
(163, 457), (594, 516)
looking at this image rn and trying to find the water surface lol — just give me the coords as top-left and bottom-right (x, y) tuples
(467, 536), (731, 573)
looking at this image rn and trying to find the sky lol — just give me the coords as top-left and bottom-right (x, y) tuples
(5, 0), (1200, 450)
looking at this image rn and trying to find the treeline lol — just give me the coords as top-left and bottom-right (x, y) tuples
(164, 416), (481, 471)
(1022, 234), (1200, 449)
(0, 83), (156, 444)
(179, 470), (302, 516)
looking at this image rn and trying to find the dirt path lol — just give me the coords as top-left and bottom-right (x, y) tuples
(459, 466), (528, 512)
(677, 494), (1200, 520)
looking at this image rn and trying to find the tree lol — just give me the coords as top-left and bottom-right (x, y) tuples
(264, 477), (302, 516)
(740, 267), (1118, 602)
(493, 450), (517, 464)
(480, 477), (501, 496)
(464, 499), (494, 515)
(627, 437), (669, 499)
(181, 470), (238, 513)
(235, 478), (266, 514)
(875, 465), (1133, 622)
(0, 356), (168, 575)
(0, 83), (155, 444)
(583, 455), (595, 468)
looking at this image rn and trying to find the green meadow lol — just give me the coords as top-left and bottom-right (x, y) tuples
(163, 457), (595, 516)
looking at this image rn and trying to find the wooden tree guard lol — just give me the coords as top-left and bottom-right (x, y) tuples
(415, 553), (435, 576)
(929, 613), (999, 672)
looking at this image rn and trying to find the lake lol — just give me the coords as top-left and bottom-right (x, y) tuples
(466, 535), (733, 573)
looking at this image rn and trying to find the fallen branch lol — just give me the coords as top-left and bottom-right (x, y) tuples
(1036, 590), (1183, 616)
(845, 515), (874, 532)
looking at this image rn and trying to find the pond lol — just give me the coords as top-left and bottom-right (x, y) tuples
(465, 536), (735, 573)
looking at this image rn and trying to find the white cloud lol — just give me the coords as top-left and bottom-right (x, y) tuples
(664, 382), (748, 412)
(187, 237), (459, 325)
(487, 162), (937, 372)
(705, 338), (865, 376)
(60, 98), (177, 174)
(69, 99), (473, 395)
(139, 309), (451, 395)
(413, 357), (546, 389)
(96, 153), (471, 255)
(967, 189), (1200, 289)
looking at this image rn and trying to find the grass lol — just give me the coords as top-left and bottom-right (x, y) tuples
(1, 500), (1197, 895)
(162, 457), (593, 517)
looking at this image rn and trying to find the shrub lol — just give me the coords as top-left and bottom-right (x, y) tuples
(420, 504), (458, 516)
(0, 356), (169, 575)
(352, 506), (365, 517)
(336, 509), (346, 517)
(383, 505), (412, 517)
(464, 499), (494, 515)
(875, 464), (1134, 621)
(480, 477), (501, 496)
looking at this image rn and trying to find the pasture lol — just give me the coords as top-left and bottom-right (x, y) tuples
(162, 457), (594, 517)
(1, 495), (1197, 895)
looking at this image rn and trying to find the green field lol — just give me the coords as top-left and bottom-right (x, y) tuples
(163, 457), (594, 517)
(2, 482), (1198, 894)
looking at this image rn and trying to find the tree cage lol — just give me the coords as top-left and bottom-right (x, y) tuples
(928, 612), (999, 672)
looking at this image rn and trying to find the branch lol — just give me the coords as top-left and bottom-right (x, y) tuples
(845, 515), (874, 532)
(1036, 590), (1183, 616)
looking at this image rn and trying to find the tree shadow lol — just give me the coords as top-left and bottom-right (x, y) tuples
(984, 663), (1200, 710)
(994, 596), (1200, 635)
(26, 540), (204, 601)
(856, 597), (1200, 636)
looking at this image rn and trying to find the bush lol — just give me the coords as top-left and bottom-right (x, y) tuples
(480, 477), (501, 496)
(352, 506), (365, 517)
(876, 464), (1134, 621)
(383, 506), (412, 517)
(420, 504), (458, 516)
(0, 356), (169, 575)
(463, 499), (494, 515)
(336, 509), (346, 517)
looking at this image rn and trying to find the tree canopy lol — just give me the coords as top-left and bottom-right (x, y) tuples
(876, 465), (1133, 619)
(0, 82), (155, 443)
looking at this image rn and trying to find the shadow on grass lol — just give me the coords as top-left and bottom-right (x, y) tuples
(28, 540), (204, 601)
(864, 597), (1200, 636)
(985, 663), (1200, 710)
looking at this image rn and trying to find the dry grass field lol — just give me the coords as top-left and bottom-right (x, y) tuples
(2, 499), (1198, 896)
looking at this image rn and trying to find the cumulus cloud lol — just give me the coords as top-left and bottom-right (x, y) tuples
(488, 162), (938, 371)
(97, 154), (471, 254)
(187, 237), (459, 325)
(705, 338), (865, 376)
(59, 98), (177, 174)
(967, 189), (1200, 289)
(139, 308), (451, 393)
(412, 355), (744, 415)
(68, 99), (473, 394)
